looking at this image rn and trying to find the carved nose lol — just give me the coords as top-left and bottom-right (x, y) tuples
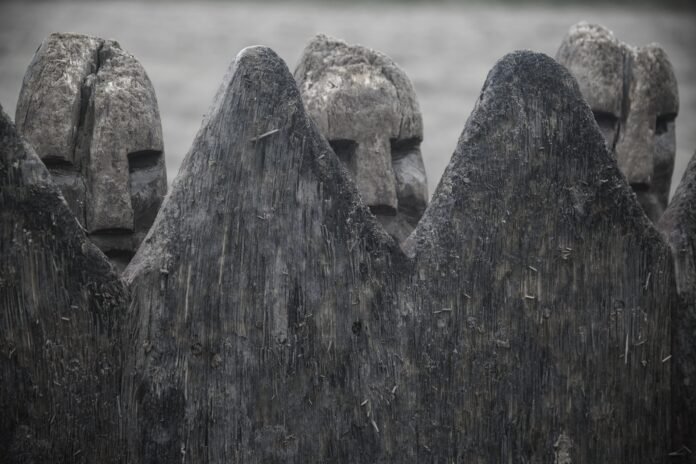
(614, 114), (655, 188)
(353, 137), (398, 214)
(621, 153), (653, 186)
(86, 148), (134, 233)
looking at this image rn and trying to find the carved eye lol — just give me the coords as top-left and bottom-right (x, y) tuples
(655, 113), (676, 136)
(42, 157), (75, 171)
(128, 150), (162, 173)
(329, 139), (357, 165)
(390, 137), (421, 161)
(592, 111), (619, 131)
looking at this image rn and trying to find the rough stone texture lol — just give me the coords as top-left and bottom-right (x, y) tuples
(15, 32), (167, 271)
(659, 150), (696, 462)
(295, 35), (428, 243)
(0, 106), (127, 463)
(122, 46), (675, 462)
(556, 22), (679, 223)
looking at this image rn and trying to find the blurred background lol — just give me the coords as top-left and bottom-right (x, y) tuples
(1, 1), (694, 198)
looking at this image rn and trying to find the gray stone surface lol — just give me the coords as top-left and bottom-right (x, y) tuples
(295, 35), (428, 243)
(659, 150), (696, 462)
(15, 32), (167, 271)
(0, 105), (127, 463)
(556, 22), (679, 222)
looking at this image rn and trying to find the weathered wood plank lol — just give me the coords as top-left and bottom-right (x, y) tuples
(121, 46), (403, 463)
(121, 46), (676, 463)
(659, 150), (696, 462)
(0, 106), (127, 463)
(403, 50), (674, 463)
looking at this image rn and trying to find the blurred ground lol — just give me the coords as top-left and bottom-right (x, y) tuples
(1, 1), (694, 198)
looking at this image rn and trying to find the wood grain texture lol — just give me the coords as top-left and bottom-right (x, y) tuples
(122, 46), (402, 463)
(121, 47), (676, 463)
(0, 106), (127, 463)
(403, 50), (674, 463)
(659, 151), (696, 462)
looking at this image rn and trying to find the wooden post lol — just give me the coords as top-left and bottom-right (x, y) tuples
(0, 106), (127, 463)
(402, 50), (674, 463)
(121, 47), (674, 462)
(659, 151), (696, 462)
(121, 45), (402, 462)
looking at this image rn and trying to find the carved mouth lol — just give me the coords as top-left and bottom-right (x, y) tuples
(104, 249), (135, 272)
(104, 249), (135, 260)
(89, 228), (133, 236)
(369, 204), (397, 217)
(630, 182), (650, 193)
(88, 230), (135, 256)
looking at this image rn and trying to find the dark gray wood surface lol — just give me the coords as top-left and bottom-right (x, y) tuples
(403, 49), (674, 463)
(0, 106), (127, 463)
(119, 47), (676, 462)
(660, 151), (696, 462)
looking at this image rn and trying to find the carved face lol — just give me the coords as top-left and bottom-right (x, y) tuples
(296, 35), (428, 242)
(16, 33), (167, 271)
(557, 23), (679, 222)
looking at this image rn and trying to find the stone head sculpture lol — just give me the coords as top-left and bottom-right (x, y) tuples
(15, 32), (167, 271)
(557, 22), (679, 222)
(295, 35), (428, 242)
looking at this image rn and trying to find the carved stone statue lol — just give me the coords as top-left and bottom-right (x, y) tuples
(556, 22), (679, 222)
(295, 35), (428, 243)
(15, 32), (167, 271)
